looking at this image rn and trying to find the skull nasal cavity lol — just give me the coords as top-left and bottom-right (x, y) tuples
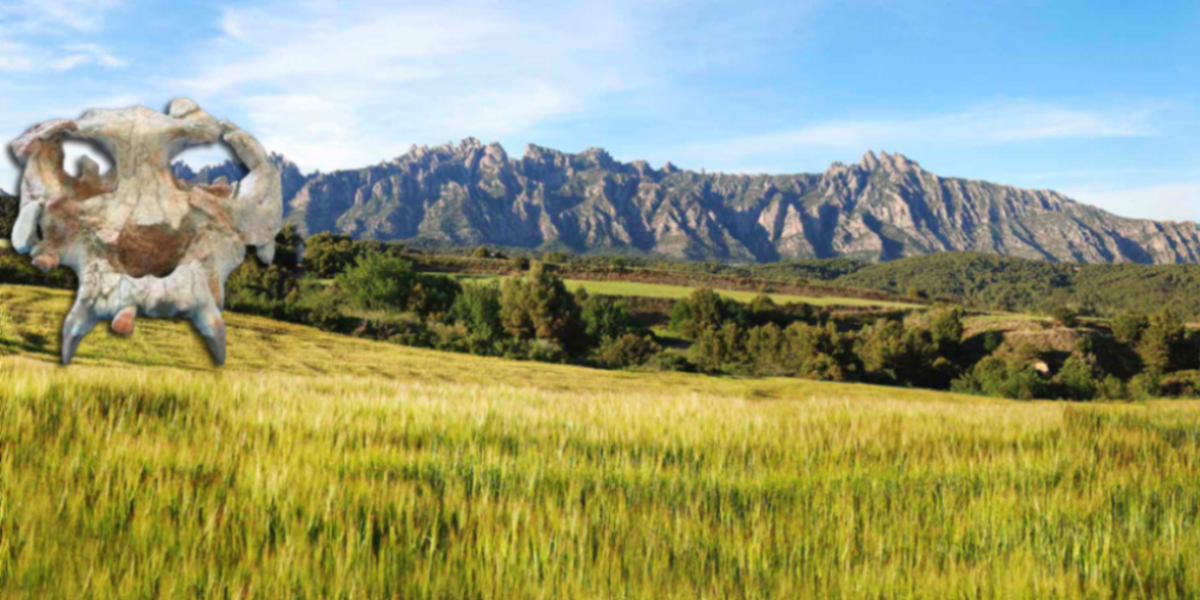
(115, 223), (195, 278)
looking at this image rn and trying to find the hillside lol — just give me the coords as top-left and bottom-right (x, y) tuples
(177, 140), (1200, 264)
(832, 252), (1200, 317)
(4, 283), (1200, 599)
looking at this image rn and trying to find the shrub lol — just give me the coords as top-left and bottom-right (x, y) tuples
(1138, 309), (1187, 376)
(448, 282), (505, 354)
(596, 334), (660, 368)
(337, 253), (417, 312)
(646, 351), (694, 373)
(408, 274), (462, 317)
(509, 255), (531, 272)
(1111, 311), (1149, 344)
(1095, 375), (1128, 401)
(670, 288), (747, 339)
(1055, 354), (1100, 400)
(499, 262), (584, 353)
(1051, 306), (1079, 328)
(930, 306), (965, 357)
(691, 323), (744, 373)
(953, 355), (1047, 400)
(303, 232), (358, 278)
(1157, 370), (1200, 398)
(273, 223), (304, 270)
(581, 295), (641, 344)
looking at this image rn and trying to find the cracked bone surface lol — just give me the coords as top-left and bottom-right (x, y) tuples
(9, 98), (283, 365)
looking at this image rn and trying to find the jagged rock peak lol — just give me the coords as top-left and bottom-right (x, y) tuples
(860, 150), (881, 170)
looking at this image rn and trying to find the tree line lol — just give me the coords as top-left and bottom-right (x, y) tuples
(3, 217), (1199, 401)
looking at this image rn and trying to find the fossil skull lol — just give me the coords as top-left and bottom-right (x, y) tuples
(9, 98), (282, 365)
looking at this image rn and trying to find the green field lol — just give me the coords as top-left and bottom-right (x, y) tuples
(2, 284), (1200, 599)
(449, 274), (923, 309)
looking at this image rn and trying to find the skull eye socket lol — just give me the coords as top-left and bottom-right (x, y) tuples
(61, 139), (114, 178)
(169, 141), (247, 188)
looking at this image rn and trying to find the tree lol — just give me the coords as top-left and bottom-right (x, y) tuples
(581, 295), (640, 343)
(408, 274), (462, 317)
(1052, 306), (1079, 328)
(670, 288), (746, 339)
(1138, 309), (1187, 376)
(303, 232), (358, 278)
(744, 323), (786, 375)
(691, 323), (744, 373)
(930, 306), (965, 357)
(509, 255), (531, 272)
(596, 334), (660, 368)
(0, 193), (19, 240)
(610, 256), (629, 273)
(499, 261), (584, 352)
(448, 282), (505, 355)
(1111, 311), (1149, 345)
(471, 246), (490, 259)
(1056, 353), (1100, 400)
(273, 223), (304, 270)
(336, 253), (417, 311)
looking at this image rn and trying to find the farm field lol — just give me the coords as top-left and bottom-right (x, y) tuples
(2, 284), (1200, 598)
(448, 273), (924, 309)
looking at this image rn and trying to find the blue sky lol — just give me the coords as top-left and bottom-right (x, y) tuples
(0, 0), (1196, 221)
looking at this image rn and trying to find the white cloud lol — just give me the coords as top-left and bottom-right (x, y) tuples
(0, 0), (124, 33)
(174, 0), (645, 172)
(50, 44), (127, 70)
(672, 102), (1156, 167)
(1065, 182), (1200, 223)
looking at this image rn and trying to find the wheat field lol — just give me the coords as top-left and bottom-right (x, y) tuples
(1, 284), (1199, 599)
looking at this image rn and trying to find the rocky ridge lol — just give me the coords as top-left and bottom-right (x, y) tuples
(174, 139), (1200, 264)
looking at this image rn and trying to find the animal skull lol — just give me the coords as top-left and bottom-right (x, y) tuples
(9, 98), (283, 365)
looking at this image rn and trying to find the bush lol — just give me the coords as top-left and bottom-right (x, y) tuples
(303, 232), (358, 278)
(509, 255), (531, 272)
(1055, 353), (1100, 400)
(646, 351), (694, 373)
(952, 355), (1047, 400)
(1095, 375), (1128, 401)
(930, 306), (965, 357)
(1138, 309), (1187, 376)
(1052, 306), (1079, 328)
(448, 282), (505, 355)
(595, 334), (660, 368)
(408, 274), (462, 318)
(337, 253), (417, 311)
(500, 261), (584, 353)
(670, 288), (747, 339)
(581, 295), (642, 344)
(273, 223), (304, 270)
(1111, 311), (1149, 344)
(1157, 370), (1200, 398)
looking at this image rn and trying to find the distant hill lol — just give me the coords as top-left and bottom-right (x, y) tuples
(174, 139), (1200, 264)
(829, 252), (1200, 318)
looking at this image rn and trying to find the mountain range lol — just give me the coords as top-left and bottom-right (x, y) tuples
(172, 139), (1200, 264)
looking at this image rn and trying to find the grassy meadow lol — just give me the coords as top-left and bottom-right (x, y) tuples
(2, 284), (1200, 599)
(448, 273), (924, 309)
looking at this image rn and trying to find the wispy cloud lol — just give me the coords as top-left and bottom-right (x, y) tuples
(1066, 181), (1200, 223)
(0, 0), (124, 33)
(176, 0), (647, 172)
(672, 102), (1157, 168)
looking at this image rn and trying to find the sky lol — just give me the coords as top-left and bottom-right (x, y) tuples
(0, 0), (1196, 222)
